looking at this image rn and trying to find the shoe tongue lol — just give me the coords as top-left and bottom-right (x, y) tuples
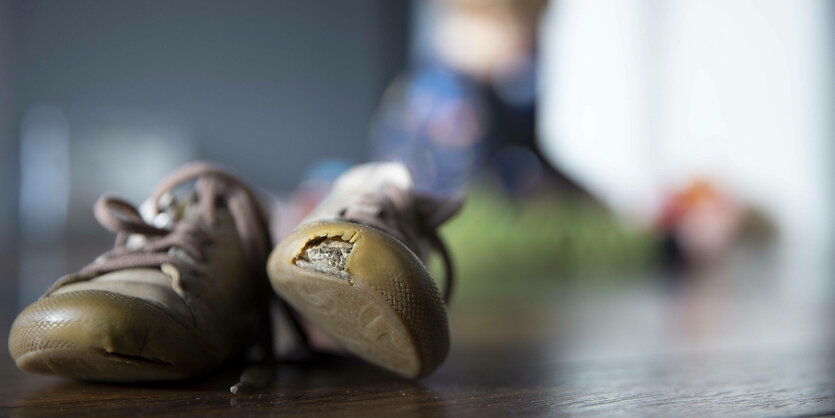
(138, 190), (203, 229)
(302, 162), (415, 224)
(335, 162), (414, 193)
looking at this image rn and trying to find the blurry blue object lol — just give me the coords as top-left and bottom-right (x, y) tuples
(371, 65), (488, 195)
(492, 145), (545, 197)
(493, 55), (538, 108)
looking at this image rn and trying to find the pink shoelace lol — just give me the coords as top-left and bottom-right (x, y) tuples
(47, 162), (271, 292)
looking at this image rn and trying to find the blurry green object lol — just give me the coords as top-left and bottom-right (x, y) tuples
(436, 187), (658, 294)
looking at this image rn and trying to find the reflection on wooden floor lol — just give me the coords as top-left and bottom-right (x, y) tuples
(2, 248), (835, 416)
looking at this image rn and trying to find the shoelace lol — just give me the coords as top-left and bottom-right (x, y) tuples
(340, 185), (463, 303)
(48, 162), (271, 291)
(44, 162), (276, 393)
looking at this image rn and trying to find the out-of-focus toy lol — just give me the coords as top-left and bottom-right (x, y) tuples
(658, 179), (773, 268)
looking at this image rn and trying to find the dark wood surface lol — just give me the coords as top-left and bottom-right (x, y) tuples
(2, 266), (835, 417)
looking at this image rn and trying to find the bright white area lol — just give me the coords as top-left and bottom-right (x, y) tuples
(539, 0), (833, 302)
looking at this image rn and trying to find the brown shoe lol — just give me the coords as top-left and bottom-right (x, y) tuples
(8, 162), (273, 382)
(267, 162), (462, 378)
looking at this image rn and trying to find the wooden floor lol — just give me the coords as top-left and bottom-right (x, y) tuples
(2, 266), (835, 416)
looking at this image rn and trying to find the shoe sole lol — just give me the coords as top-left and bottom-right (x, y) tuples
(267, 221), (449, 378)
(9, 290), (220, 381)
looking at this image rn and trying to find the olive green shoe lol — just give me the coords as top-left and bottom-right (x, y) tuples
(267, 162), (462, 378)
(8, 162), (273, 382)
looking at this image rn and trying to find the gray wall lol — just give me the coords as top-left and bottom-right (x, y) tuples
(0, 0), (409, 313)
(13, 0), (408, 190)
(0, 0), (19, 319)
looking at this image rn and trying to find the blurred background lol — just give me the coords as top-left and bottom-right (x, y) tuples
(0, 0), (833, 368)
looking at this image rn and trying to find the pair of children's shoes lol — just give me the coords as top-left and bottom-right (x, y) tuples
(8, 161), (461, 390)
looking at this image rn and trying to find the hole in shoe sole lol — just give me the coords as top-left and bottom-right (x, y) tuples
(294, 236), (353, 280)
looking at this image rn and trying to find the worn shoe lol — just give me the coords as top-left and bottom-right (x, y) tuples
(8, 162), (273, 382)
(267, 162), (461, 378)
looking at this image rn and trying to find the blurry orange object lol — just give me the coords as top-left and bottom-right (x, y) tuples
(659, 179), (744, 265)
